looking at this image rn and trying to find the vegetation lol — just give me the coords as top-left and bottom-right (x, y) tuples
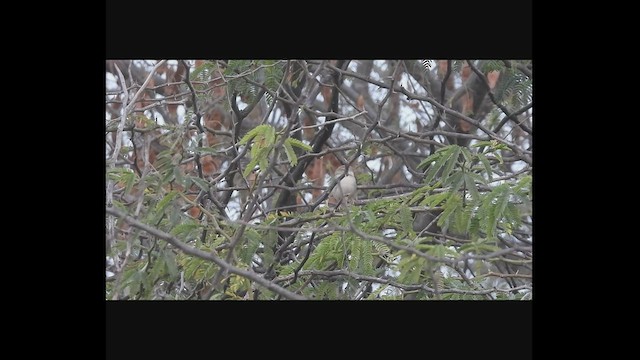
(105, 59), (532, 300)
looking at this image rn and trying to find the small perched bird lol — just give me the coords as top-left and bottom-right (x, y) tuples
(328, 165), (357, 208)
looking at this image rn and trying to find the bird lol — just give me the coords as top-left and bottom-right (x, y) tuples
(328, 165), (357, 208)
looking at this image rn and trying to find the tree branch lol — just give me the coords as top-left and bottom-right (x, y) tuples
(105, 206), (307, 300)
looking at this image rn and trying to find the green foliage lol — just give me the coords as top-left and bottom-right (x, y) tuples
(262, 60), (285, 92)
(226, 275), (251, 299)
(238, 229), (261, 265)
(414, 144), (528, 243)
(240, 125), (310, 175)
(481, 60), (504, 73)
(347, 238), (375, 276)
(371, 241), (393, 264)
(282, 138), (310, 167)
(303, 233), (347, 270)
(478, 183), (511, 240)
(190, 60), (217, 81)
(438, 192), (463, 233)
(417, 144), (462, 185)
(240, 124), (276, 177)
(107, 168), (137, 195)
(397, 254), (428, 284)
(178, 242), (220, 282)
(286, 137), (312, 151)
(480, 60), (532, 109)
(169, 219), (202, 243)
(459, 238), (501, 254)
(189, 176), (210, 192)
(155, 191), (180, 214)
(223, 60), (284, 105)
(313, 281), (338, 300)
(106, 60), (531, 301)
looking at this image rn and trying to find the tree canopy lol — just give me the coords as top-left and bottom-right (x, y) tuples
(105, 59), (532, 300)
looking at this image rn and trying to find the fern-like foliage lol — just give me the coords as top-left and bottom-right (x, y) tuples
(481, 60), (532, 109)
(223, 60), (285, 105)
(415, 144), (529, 242)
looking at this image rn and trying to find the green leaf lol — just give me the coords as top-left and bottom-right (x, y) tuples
(239, 124), (271, 145)
(453, 204), (472, 235)
(243, 157), (259, 177)
(155, 191), (180, 214)
(460, 147), (474, 165)
(170, 221), (201, 237)
(460, 238), (501, 254)
(447, 171), (465, 194)
(514, 175), (532, 196)
(190, 177), (210, 192)
(286, 138), (312, 151)
(398, 255), (427, 284)
(469, 217), (481, 238)
(471, 140), (495, 149)
(108, 168), (138, 195)
(173, 166), (185, 187)
(239, 229), (261, 264)
(491, 186), (511, 235)
(422, 156), (447, 184)
(421, 191), (450, 207)
(482, 183), (511, 239)
(420, 145), (462, 185)
(464, 173), (481, 203)
(259, 157), (269, 175)
(314, 281), (337, 300)
(248, 144), (273, 175)
(437, 193), (463, 232)
(181, 257), (200, 280)
(164, 251), (179, 277)
(494, 152), (503, 165)
(477, 152), (493, 179)
(364, 209), (377, 223)
(279, 264), (296, 277)
(266, 125), (276, 145)
(482, 60), (504, 73)
(304, 234), (340, 270)
(408, 185), (432, 205)
(428, 244), (458, 259)
(417, 147), (446, 171)
(468, 168), (489, 187)
(283, 140), (297, 166)
(440, 145), (461, 184)
(372, 241), (391, 258)
(398, 205), (414, 237)
(349, 238), (362, 272)
(361, 240), (374, 276)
